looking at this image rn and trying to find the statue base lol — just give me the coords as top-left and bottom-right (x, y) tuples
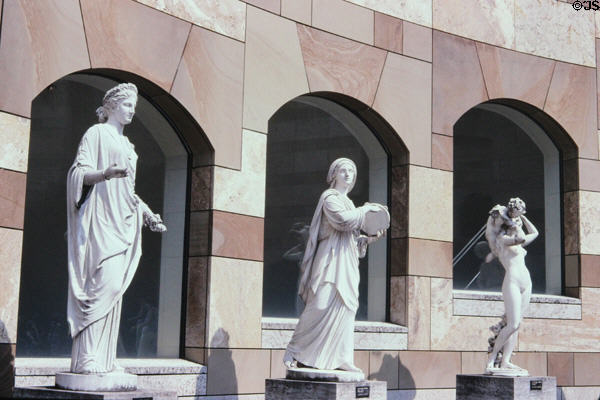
(456, 374), (557, 400)
(55, 371), (137, 392)
(13, 386), (176, 399)
(286, 367), (365, 382)
(265, 378), (386, 400)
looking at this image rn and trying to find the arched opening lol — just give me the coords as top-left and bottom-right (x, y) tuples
(16, 71), (212, 358)
(262, 93), (408, 322)
(453, 99), (577, 295)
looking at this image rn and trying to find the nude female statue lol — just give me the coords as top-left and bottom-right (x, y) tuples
(283, 158), (386, 377)
(485, 198), (538, 375)
(66, 83), (166, 374)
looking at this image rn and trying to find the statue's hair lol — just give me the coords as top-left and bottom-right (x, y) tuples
(507, 197), (526, 215)
(95, 83), (138, 122)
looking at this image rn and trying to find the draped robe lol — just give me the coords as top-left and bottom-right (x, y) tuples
(287, 189), (366, 370)
(66, 123), (144, 373)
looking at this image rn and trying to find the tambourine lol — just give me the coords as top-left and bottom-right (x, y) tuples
(362, 203), (390, 236)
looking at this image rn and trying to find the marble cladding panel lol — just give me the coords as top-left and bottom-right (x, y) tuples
(0, 228), (22, 344)
(408, 166), (453, 242)
(189, 211), (210, 257)
(433, 0), (515, 49)
(598, 39), (600, 127)
(14, 375), (54, 388)
(81, 0), (190, 91)
(432, 31), (488, 136)
(548, 352), (574, 386)
(407, 276), (431, 350)
(355, 351), (370, 377)
(0, 170), (26, 230)
(563, 191), (579, 255)
(133, 0), (246, 41)
(453, 299), (581, 320)
(560, 386), (600, 399)
(281, 0), (311, 24)
(390, 276), (407, 326)
(461, 351), (487, 375)
(398, 351), (461, 389)
(262, 329), (292, 349)
(344, 0), (432, 27)
(581, 255), (600, 287)
(213, 130), (266, 218)
(574, 353), (600, 385)
(243, 6), (308, 133)
(137, 373), (206, 397)
(206, 348), (271, 395)
(312, 0), (374, 45)
(430, 278), (499, 351)
(544, 63), (598, 160)
(297, 25), (387, 106)
(579, 191), (600, 255)
(270, 349), (286, 379)
(206, 257), (262, 349)
(403, 22), (432, 63)
(388, 389), (456, 400)
(391, 166), (408, 239)
(242, 0), (280, 14)
(0, 113), (30, 172)
(185, 257), (208, 348)
(171, 26), (244, 170)
(212, 211), (264, 261)
(391, 238), (408, 276)
(191, 167), (212, 211)
(185, 347), (206, 365)
(431, 133), (452, 171)
(565, 255), (579, 287)
(579, 159), (600, 192)
(475, 42), (555, 109)
(373, 53), (432, 167)
(354, 332), (407, 351)
(0, 0), (89, 117)
(0, 343), (15, 397)
(515, 0), (595, 67)
(510, 352), (547, 377)
(374, 12), (403, 54)
(408, 238), (452, 278)
(369, 351), (399, 389)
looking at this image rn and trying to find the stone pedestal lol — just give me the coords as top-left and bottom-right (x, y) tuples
(13, 386), (176, 400)
(265, 379), (386, 400)
(55, 371), (137, 392)
(456, 374), (557, 400)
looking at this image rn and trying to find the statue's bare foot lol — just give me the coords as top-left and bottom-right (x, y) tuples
(501, 361), (525, 371)
(77, 361), (104, 374)
(112, 362), (125, 373)
(283, 350), (295, 368)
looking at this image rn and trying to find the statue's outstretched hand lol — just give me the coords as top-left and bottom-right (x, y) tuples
(103, 163), (128, 180)
(144, 212), (167, 232)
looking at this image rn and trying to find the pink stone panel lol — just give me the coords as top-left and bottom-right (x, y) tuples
(579, 158), (600, 192)
(431, 133), (452, 171)
(171, 26), (244, 170)
(81, 0), (190, 92)
(297, 25), (387, 107)
(476, 42), (555, 110)
(461, 352), (487, 375)
(574, 353), (600, 386)
(390, 276), (406, 326)
(281, 0), (311, 24)
(312, 0), (374, 44)
(355, 351), (370, 377)
(403, 21), (432, 62)
(212, 211), (264, 261)
(545, 62), (598, 160)
(597, 38), (600, 130)
(0, 169), (26, 229)
(373, 53), (432, 167)
(243, 0), (280, 14)
(408, 238), (452, 278)
(407, 276), (431, 350)
(374, 12), (403, 54)
(0, 0), (89, 117)
(510, 352), (547, 377)
(548, 352), (574, 386)
(432, 31), (488, 136)
(369, 351), (399, 389)
(398, 351), (460, 389)
(581, 255), (600, 287)
(207, 348), (270, 394)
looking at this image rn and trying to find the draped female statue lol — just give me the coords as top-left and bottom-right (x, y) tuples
(283, 158), (386, 377)
(66, 83), (165, 374)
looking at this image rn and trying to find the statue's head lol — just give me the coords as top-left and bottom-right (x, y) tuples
(327, 158), (357, 192)
(96, 83), (138, 124)
(507, 197), (526, 218)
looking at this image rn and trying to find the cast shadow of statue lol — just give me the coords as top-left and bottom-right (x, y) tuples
(0, 319), (15, 398)
(204, 328), (237, 397)
(369, 353), (415, 399)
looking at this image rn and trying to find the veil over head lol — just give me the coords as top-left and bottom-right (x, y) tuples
(327, 158), (357, 192)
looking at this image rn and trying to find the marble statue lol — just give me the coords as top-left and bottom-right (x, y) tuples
(484, 198), (538, 376)
(66, 83), (166, 375)
(283, 158), (387, 379)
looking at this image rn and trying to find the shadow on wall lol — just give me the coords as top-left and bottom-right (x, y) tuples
(0, 320), (15, 398)
(369, 353), (415, 399)
(206, 328), (238, 396)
